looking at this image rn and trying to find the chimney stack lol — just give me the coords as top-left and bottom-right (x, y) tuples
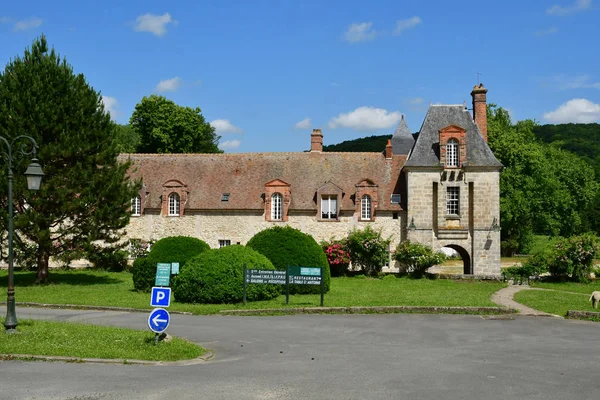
(470, 83), (488, 142)
(385, 139), (393, 159)
(310, 129), (323, 152)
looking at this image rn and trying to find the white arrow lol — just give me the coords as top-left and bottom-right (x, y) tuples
(152, 314), (168, 326)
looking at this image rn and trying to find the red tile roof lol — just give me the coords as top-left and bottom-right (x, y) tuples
(119, 152), (406, 211)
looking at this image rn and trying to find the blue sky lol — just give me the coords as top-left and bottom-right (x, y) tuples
(1, 0), (599, 153)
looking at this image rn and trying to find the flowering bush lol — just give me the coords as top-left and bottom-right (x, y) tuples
(548, 233), (599, 282)
(128, 239), (154, 259)
(393, 240), (447, 278)
(321, 239), (351, 276)
(345, 226), (391, 277)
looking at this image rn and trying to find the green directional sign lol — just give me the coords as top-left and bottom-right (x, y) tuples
(155, 263), (171, 286)
(171, 262), (180, 275)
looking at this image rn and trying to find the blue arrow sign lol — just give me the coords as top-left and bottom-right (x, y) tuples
(151, 287), (171, 307)
(148, 308), (170, 333)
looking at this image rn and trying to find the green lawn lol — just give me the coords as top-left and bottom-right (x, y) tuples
(0, 270), (506, 314)
(0, 318), (204, 361)
(513, 281), (600, 316)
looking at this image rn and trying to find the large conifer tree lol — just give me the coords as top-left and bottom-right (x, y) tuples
(0, 35), (140, 283)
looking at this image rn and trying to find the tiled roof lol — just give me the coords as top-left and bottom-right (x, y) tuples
(404, 105), (502, 168)
(119, 152), (406, 211)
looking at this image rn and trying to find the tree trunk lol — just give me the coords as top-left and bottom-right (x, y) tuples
(35, 249), (50, 284)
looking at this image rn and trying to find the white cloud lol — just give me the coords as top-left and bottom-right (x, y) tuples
(407, 97), (425, 105)
(543, 98), (600, 123)
(328, 107), (402, 131)
(101, 96), (118, 121)
(154, 77), (182, 93)
(548, 74), (600, 90)
(211, 119), (243, 134)
(394, 16), (422, 34)
(13, 17), (43, 31)
(219, 139), (241, 151)
(294, 118), (312, 130)
(547, 0), (591, 15)
(535, 26), (559, 36)
(343, 22), (376, 43)
(134, 13), (176, 36)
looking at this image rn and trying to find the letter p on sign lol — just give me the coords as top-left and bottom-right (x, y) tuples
(151, 287), (171, 307)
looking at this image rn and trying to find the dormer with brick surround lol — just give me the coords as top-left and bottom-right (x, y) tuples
(161, 179), (188, 216)
(264, 179), (291, 221)
(355, 179), (378, 221)
(439, 125), (467, 168)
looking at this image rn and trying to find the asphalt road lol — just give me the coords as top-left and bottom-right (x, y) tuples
(2, 308), (600, 400)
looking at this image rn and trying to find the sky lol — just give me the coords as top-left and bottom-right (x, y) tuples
(0, 0), (599, 153)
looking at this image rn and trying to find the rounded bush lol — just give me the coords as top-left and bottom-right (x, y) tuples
(172, 245), (280, 304)
(131, 256), (156, 292)
(131, 236), (210, 292)
(148, 236), (210, 266)
(246, 226), (330, 294)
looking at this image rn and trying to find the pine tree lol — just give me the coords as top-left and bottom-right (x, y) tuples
(0, 35), (141, 283)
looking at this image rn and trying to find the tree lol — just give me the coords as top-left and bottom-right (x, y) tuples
(487, 104), (600, 255)
(0, 35), (141, 283)
(130, 95), (221, 153)
(113, 124), (139, 153)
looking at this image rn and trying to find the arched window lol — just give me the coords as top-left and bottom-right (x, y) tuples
(131, 195), (141, 216)
(168, 193), (180, 216)
(446, 139), (459, 167)
(271, 193), (283, 220)
(361, 195), (372, 220)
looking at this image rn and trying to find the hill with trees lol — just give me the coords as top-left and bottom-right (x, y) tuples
(323, 134), (392, 152)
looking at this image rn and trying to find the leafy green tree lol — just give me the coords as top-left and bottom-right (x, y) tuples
(345, 225), (391, 277)
(113, 124), (139, 153)
(130, 95), (221, 154)
(393, 240), (447, 278)
(0, 35), (141, 283)
(487, 105), (600, 255)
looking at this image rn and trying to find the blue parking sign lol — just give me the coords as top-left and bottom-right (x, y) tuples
(150, 287), (171, 307)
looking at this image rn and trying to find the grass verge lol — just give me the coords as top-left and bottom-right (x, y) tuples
(0, 270), (506, 314)
(0, 318), (204, 362)
(514, 290), (591, 317)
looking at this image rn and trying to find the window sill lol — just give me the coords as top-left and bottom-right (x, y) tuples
(359, 218), (375, 222)
(445, 214), (461, 220)
(319, 219), (340, 222)
(131, 214), (141, 217)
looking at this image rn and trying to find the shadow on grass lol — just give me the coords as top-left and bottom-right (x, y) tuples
(0, 271), (123, 287)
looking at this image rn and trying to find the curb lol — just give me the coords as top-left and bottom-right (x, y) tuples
(0, 350), (214, 366)
(0, 302), (193, 315)
(219, 306), (518, 316)
(566, 310), (600, 320)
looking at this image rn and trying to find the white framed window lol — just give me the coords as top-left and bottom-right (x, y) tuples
(271, 193), (282, 220)
(219, 240), (231, 248)
(390, 194), (401, 204)
(168, 192), (180, 216)
(131, 195), (141, 216)
(446, 187), (460, 215)
(446, 138), (459, 167)
(321, 195), (338, 220)
(361, 195), (372, 220)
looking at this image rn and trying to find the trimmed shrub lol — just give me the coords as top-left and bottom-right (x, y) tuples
(247, 226), (330, 294)
(172, 245), (280, 304)
(393, 240), (446, 278)
(87, 248), (129, 272)
(148, 236), (210, 266)
(131, 236), (210, 292)
(131, 256), (156, 291)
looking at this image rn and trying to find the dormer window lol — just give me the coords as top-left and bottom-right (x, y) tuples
(168, 193), (180, 216)
(131, 195), (141, 216)
(355, 179), (378, 221)
(271, 193), (283, 220)
(361, 195), (372, 220)
(221, 193), (230, 202)
(446, 139), (459, 167)
(321, 195), (338, 220)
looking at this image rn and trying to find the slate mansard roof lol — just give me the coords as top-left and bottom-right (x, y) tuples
(390, 115), (415, 155)
(404, 104), (502, 168)
(119, 152), (406, 212)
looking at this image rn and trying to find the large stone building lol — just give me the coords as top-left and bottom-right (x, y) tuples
(121, 84), (502, 275)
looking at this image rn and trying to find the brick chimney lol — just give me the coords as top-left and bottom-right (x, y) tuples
(471, 83), (488, 141)
(310, 129), (323, 152)
(384, 139), (392, 159)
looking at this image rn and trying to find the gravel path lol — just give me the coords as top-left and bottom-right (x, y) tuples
(491, 285), (559, 317)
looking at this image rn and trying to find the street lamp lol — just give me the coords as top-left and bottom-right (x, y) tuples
(2, 135), (44, 333)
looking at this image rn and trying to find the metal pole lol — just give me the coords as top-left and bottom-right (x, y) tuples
(243, 264), (247, 305)
(4, 161), (16, 332)
(320, 267), (324, 307)
(285, 266), (289, 305)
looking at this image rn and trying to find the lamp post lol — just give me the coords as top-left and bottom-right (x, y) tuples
(2, 135), (44, 333)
